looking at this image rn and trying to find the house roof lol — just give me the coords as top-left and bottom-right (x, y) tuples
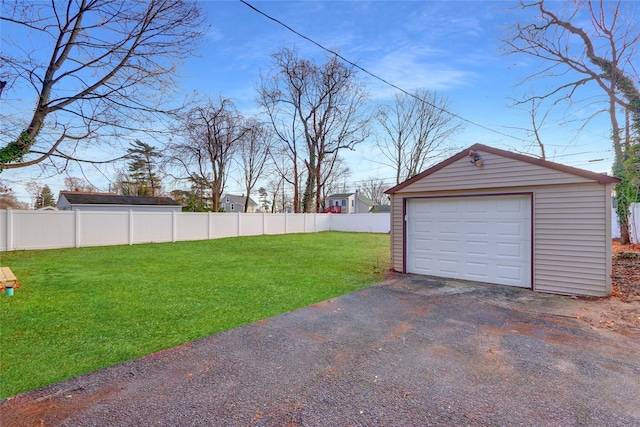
(59, 192), (179, 206)
(385, 143), (620, 194)
(373, 205), (391, 213)
(223, 194), (258, 206)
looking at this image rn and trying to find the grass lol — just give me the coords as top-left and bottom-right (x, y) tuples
(0, 231), (389, 398)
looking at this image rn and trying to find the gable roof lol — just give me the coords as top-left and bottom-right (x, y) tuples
(385, 143), (619, 194)
(223, 194), (258, 206)
(59, 192), (179, 206)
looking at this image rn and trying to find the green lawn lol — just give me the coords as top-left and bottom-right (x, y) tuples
(0, 232), (389, 398)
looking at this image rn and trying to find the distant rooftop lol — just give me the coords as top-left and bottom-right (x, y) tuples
(59, 192), (179, 206)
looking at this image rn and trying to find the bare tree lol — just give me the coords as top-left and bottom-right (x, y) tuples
(63, 177), (97, 193)
(360, 176), (389, 206)
(0, 180), (28, 209)
(265, 147), (298, 213)
(319, 156), (351, 211)
(259, 47), (370, 212)
(504, 96), (550, 160)
(502, 0), (640, 242)
(0, 0), (206, 170)
(503, 0), (640, 162)
(238, 119), (274, 212)
(376, 89), (462, 185)
(167, 98), (247, 212)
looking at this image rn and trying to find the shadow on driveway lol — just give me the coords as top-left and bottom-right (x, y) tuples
(3, 273), (640, 426)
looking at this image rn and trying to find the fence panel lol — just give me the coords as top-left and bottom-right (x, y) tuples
(240, 213), (265, 236)
(612, 203), (640, 243)
(12, 211), (75, 250)
(209, 213), (239, 239)
(330, 213), (391, 233)
(132, 212), (173, 244)
(0, 210), (6, 252)
(285, 214), (308, 233)
(265, 214), (287, 235)
(81, 211), (129, 247)
(175, 212), (210, 242)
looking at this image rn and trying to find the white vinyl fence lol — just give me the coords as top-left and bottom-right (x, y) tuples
(0, 210), (390, 252)
(611, 203), (640, 244)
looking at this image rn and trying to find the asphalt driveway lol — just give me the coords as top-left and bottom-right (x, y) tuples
(2, 274), (639, 426)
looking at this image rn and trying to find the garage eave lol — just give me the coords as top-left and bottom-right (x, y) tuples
(385, 144), (620, 195)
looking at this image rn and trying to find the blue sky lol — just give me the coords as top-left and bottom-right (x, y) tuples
(3, 0), (626, 204)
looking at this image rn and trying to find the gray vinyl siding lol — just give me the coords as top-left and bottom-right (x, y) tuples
(534, 183), (612, 296)
(390, 196), (404, 271)
(389, 152), (614, 296)
(398, 151), (593, 194)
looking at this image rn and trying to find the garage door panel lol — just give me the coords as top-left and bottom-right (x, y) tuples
(414, 236), (435, 251)
(465, 221), (490, 236)
(438, 259), (460, 275)
(438, 239), (460, 254)
(412, 256), (434, 272)
(465, 240), (489, 256)
(497, 222), (525, 238)
(496, 265), (525, 284)
(497, 242), (523, 258)
(407, 195), (531, 288)
(466, 264), (491, 281)
(438, 221), (460, 235)
(414, 220), (434, 233)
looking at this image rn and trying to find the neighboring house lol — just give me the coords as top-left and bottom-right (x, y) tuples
(385, 143), (620, 297)
(324, 191), (376, 214)
(57, 192), (181, 212)
(220, 194), (258, 213)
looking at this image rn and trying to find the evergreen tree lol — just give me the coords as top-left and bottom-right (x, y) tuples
(35, 184), (56, 208)
(125, 140), (162, 196)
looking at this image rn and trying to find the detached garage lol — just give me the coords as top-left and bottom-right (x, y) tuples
(385, 144), (620, 297)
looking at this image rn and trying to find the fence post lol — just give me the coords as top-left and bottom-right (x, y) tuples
(128, 210), (134, 245)
(75, 210), (81, 248)
(262, 211), (266, 235)
(237, 212), (241, 237)
(170, 211), (175, 242)
(208, 212), (212, 240)
(6, 208), (13, 251)
(284, 211), (288, 234)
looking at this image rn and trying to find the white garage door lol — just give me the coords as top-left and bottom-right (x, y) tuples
(406, 195), (531, 288)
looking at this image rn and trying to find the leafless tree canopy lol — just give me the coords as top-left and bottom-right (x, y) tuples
(238, 118), (274, 212)
(0, 0), (207, 170)
(0, 180), (28, 209)
(259, 48), (370, 213)
(63, 177), (96, 192)
(167, 98), (248, 212)
(502, 0), (640, 161)
(359, 176), (389, 206)
(376, 89), (461, 185)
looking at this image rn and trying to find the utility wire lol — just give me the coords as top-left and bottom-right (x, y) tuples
(239, 0), (529, 143)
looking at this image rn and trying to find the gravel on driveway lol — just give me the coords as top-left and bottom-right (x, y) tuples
(2, 274), (639, 426)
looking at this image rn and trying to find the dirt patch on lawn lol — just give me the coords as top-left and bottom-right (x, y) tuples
(574, 240), (640, 336)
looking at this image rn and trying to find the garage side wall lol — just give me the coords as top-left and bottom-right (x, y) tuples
(534, 183), (613, 296)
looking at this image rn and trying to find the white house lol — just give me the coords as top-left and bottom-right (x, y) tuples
(325, 191), (376, 214)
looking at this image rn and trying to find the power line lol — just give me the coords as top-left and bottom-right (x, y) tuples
(239, 0), (529, 143)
